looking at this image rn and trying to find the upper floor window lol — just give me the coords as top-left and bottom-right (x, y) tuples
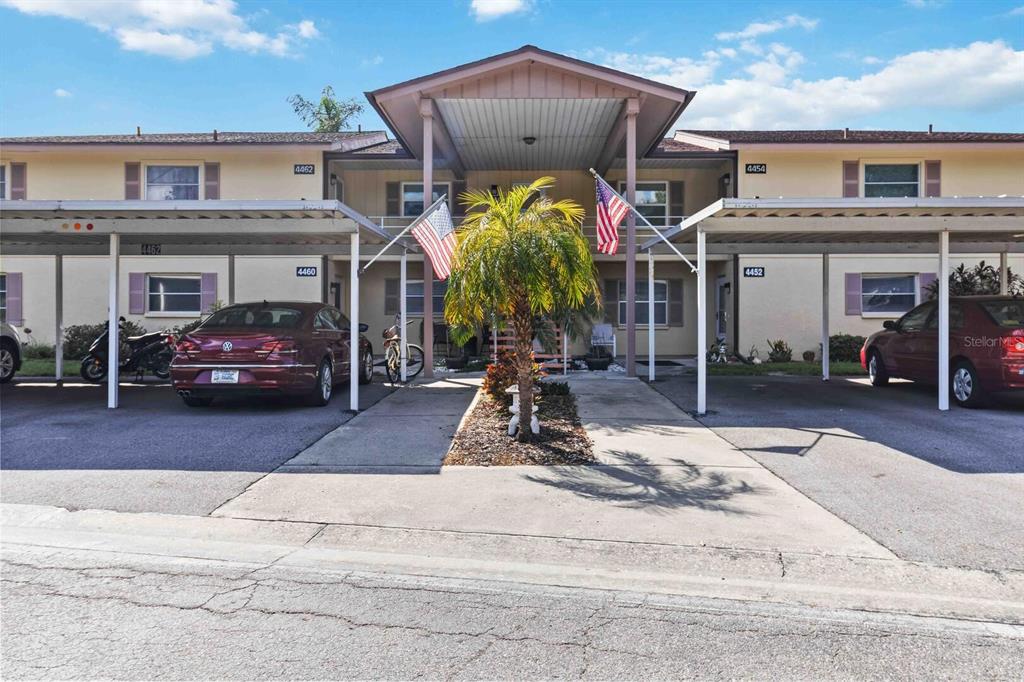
(619, 181), (668, 225)
(401, 183), (449, 217)
(864, 164), (919, 198)
(147, 275), (201, 314)
(146, 165), (200, 200)
(862, 274), (917, 315)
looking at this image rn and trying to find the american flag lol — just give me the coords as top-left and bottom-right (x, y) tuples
(411, 200), (457, 280)
(595, 178), (629, 255)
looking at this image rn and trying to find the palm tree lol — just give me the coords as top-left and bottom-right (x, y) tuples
(446, 177), (600, 442)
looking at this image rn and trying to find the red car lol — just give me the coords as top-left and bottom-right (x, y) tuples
(861, 295), (1024, 407)
(171, 301), (374, 407)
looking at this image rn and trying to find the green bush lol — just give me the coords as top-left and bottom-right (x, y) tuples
(766, 338), (793, 363)
(63, 321), (148, 360)
(482, 350), (544, 399)
(829, 333), (866, 363)
(23, 342), (56, 360)
(540, 380), (570, 396)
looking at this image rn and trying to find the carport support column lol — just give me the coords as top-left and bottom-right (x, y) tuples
(400, 249), (408, 382)
(821, 254), (830, 381)
(696, 228), (707, 416)
(55, 254), (63, 382)
(107, 234), (120, 409)
(350, 232), (360, 412)
(938, 230), (950, 411)
(647, 250), (655, 382)
(1000, 252), (1009, 295)
(625, 97), (639, 377)
(421, 98), (435, 379)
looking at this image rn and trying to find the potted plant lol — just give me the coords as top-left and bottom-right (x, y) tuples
(584, 344), (613, 371)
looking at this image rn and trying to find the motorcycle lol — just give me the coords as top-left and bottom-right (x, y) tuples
(80, 317), (175, 382)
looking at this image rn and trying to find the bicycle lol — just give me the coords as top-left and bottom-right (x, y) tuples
(382, 314), (425, 383)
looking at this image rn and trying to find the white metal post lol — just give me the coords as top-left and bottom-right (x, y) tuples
(421, 98), (435, 379)
(821, 253), (830, 382)
(648, 250), (655, 382)
(492, 316), (498, 363)
(1000, 251), (1009, 295)
(624, 98), (638, 377)
(696, 229), (707, 416)
(400, 249), (408, 382)
(938, 231), (950, 411)
(55, 254), (63, 382)
(107, 234), (120, 409)
(562, 325), (568, 376)
(350, 232), (360, 412)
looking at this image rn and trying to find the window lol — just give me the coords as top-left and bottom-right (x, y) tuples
(619, 181), (667, 225)
(618, 280), (668, 326)
(0, 274), (6, 322)
(146, 165), (200, 200)
(147, 275), (201, 314)
(401, 183), (449, 216)
(897, 303), (935, 333)
(204, 304), (304, 329)
(862, 274), (917, 314)
(405, 279), (447, 316)
(314, 309), (339, 331)
(864, 164), (919, 198)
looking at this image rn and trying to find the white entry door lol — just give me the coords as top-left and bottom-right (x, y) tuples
(715, 275), (729, 337)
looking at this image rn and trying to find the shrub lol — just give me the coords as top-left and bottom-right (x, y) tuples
(23, 342), (56, 360)
(925, 261), (1023, 299)
(63, 320), (148, 360)
(829, 333), (866, 363)
(802, 350), (816, 363)
(482, 350), (544, 399)
(539, 380), (570, 396)
(766, 339), (793, 363)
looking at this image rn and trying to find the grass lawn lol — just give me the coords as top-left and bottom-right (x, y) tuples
(17, 358), (80, 378)
(707, 361), (865, 376)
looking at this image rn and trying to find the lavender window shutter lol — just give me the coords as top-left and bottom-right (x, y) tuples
(200, 273), (217, 313)
(204, 163), (220, 200)
(924, 161), (941, 198)
(6, 273), (23, 325)
(844, 273), (862, 315)
(125, 163), (141, 200)
(919, 272), (937, 301)
(10, 163), (26, 200)
(842, 161), (859, 198)
(129, 273), (146, 314)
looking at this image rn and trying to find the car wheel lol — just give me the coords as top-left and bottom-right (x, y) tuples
(359, 347), (374, 385)
(951, 360), (985, 408)
(308, 358), (333, 407)
(868, 350), (889, 386)
(182, 396), (213, 408)
(0, 344), (15, 383)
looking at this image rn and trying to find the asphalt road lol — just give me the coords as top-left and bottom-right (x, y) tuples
(3, 543), (1021, 681)
(0, 379), (393, 515)
(652, 374), (1024, 571)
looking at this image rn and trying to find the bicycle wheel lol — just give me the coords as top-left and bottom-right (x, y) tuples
(384, 346), (400, 384)
(406, 344), (425, 379)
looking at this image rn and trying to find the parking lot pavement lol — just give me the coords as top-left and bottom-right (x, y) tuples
(651, 374), (1024, 571)
(0, 379), (393, 516)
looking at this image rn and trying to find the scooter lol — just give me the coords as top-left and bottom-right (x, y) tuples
(80, 317), (175, 382)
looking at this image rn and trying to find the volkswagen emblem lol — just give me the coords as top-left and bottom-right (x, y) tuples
(221, 341), (233, 352)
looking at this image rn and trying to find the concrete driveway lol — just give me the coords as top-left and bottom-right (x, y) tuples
(651, 374), (1024, 571)
(0, 379), (393, 515)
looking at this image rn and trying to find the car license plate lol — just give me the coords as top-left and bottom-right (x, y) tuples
(212, 369), (239, 384)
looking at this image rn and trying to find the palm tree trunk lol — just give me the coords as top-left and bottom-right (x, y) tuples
(511, 294), (535, 442)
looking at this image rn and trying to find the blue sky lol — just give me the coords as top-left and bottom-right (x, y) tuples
(1, 0), (1022, 137)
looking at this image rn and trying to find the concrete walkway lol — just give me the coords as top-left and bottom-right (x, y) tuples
(214, 374), (892, 559)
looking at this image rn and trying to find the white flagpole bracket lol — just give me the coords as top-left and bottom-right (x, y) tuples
(589, 169), (698, 273)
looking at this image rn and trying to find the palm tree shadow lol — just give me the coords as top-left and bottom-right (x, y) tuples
(523, 450), (759, 515)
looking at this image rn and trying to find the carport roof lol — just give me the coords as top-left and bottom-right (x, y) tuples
(641, 197), (1024, 254)
(0, 199), (418, 254)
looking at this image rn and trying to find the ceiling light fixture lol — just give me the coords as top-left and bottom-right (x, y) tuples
(522, 136), (536, 145)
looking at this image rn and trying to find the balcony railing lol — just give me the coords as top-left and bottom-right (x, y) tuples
(371, 216), (690, 241)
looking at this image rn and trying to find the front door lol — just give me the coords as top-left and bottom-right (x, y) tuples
(715, 275), (729, 338)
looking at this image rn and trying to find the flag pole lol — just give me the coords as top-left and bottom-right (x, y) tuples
(358, 194), (448, 276)
(588, 169), (697, 272)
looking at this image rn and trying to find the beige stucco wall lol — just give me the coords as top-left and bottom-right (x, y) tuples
(736, 147), (1024, 199)
(738, 253), (1024, 357)
(233, 256), (322, 303)
(0, 147), (324, 200)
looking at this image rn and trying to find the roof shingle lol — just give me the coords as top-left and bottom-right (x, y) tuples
(678, 129), (1024, 144)
(1, 131), (388, 145)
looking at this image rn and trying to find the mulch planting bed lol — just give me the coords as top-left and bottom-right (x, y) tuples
(445, 388), (594, 466)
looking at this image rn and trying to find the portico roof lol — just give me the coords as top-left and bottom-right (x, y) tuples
(366, 45), (694, 172)
(641, 197), (1024, 254)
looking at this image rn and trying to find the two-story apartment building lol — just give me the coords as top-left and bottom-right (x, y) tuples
(2, 45), (1022, 372)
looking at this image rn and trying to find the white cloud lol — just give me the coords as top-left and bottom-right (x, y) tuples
(862, 55), (883, 65)
(905, 0), (945, 8)
(1009, 5), (1024, 15)
(715, 14), (818, 41)
(470, 0), (529, 22)
(0, 0), (319, 59)
(53, 88), (72, 98)
(597, 40), (1024, 130)
(361, 54), (384, 67)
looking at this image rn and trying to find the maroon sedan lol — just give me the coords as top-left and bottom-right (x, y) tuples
(861, 295), (1024, 407)
(171, 301), (374, 407)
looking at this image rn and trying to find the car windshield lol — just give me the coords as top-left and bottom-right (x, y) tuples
(979, 300), (1024, 328)
(201, 305), (304, 330)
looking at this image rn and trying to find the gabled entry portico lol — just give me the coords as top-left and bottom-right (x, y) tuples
(366, 45), (695, 377)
